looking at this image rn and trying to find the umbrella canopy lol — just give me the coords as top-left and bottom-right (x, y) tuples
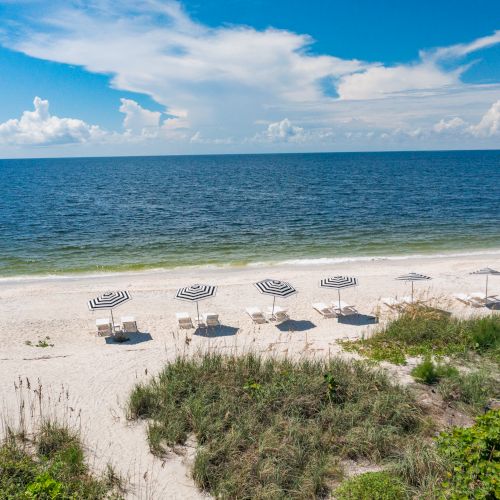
(254, 279), (297, 317)
(320, 276), (358, 310)
(395, 272), (431, 302)
(175, 284), (217, 323)
(470, 268), (499, 298)
(88, 291), (131, 330)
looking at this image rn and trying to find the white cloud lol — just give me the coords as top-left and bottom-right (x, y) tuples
(433, 117), (467, 133)
(0, 96), (104, 145)
(468, 100), (500, 137)
(266, 118), (304, 142)
(119, 98), (161, 135)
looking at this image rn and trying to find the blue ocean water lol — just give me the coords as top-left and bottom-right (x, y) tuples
(0, 151), (499, 277)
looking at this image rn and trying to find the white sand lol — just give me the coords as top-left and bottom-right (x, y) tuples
(0, 252), (498, 498)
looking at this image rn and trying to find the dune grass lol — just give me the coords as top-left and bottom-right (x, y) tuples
(128, 353), (426, 499)
(339, 309), (500, 365)
(0, 420), (122, 499)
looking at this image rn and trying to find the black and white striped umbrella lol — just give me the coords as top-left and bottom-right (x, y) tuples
(320, 276), (358, 310)
(471, 268), (499, 298)
(395, 273), (431, 302)
(175, 284), (217, 323)
(254, 279), (297, 317)
(88, 291), (131, 330)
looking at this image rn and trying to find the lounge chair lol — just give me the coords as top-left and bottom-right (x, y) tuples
(312, 303), (336, 318)
(453, 293), (487, 308)
(267, 306), (289, 323)
(121, 316), (138, 333)
(96, 318), (112, 336)
(246, 307), (267, 323)
(176, 312), (194, 329)
(469, 291), (498, 304)
(202, 313), (220, 328)
(332, 300), (358, 316)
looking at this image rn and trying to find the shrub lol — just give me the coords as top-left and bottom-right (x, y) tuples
(437, 410), (500, 499)
(411, 357), (458, 385)
(334, 471), (408, 500)
(128, 354), (424, 499)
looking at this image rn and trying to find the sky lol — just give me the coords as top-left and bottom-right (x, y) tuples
(0, 0), (499, 158)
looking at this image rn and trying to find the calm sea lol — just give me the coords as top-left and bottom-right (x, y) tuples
(1, 151), (499, 277)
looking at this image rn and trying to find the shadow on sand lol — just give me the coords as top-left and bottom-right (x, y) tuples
(276, 320), (316, 332)
(194, 325), (239, 338)
(105, 332), (153, 345)
(338, 314), (378, 326)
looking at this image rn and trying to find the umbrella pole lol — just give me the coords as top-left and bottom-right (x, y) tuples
(110, 309), (115, 333)
(338, 289), (341, 311)
(486, 275), (489, 299)
(272, 296), (276, 318)
(196, 302), (200, 325)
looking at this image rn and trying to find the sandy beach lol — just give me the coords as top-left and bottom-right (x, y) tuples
(1, 252), (499, 498)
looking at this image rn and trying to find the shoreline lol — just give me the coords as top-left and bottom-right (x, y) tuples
(2, 246), (500, 284)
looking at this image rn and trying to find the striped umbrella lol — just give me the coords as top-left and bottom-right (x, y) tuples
(320, 276), (358, 310)
(471, 268), (499, 299)
(395, 272), (431, 302)
(175, 284), (217, 324)
(88, 291), (131, 331)
(254, 279), (297, 317)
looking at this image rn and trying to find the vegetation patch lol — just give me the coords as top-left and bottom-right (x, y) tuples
(437, 409), (500, 499)
(128, 353), (425, 499)
(0, 420), (122, 499)
(411, 356), (458, 385)
(334, 471), (407, 500)
(339, 310), (500, 365)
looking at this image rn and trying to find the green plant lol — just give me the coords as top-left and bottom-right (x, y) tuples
(128, 354), (424, 499)
(25, 336), (54, 348)
(411, 357), (458, 385)
(334, 471), (408, 500)
(25, 472), (63, 499)
(437, 410), (500, 499)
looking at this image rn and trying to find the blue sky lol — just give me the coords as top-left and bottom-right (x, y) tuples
(0, 0), (499, 157)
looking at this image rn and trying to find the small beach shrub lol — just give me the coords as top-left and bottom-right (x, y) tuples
(0, 420), (122, 499)
(340, 311), (500, 365)
(411, 357), (458, 385)
(334, 471), (408, 500)
(128, 353), (425, 499)
(436, 409), (500, 499)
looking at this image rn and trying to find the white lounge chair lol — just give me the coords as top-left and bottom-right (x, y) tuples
(121, 316), (138, 333)
(246, 307), (267, 324)
(267, 306), (289, 323)
(312, 303), (336, 318)
(382, 297), (406, 310)
(332, 300), (358, 316)
(469, 291), (498, 304)
(202, 313), (220, 328)
(453, 293), (484, 307)
(96, 318), (112, 336)
(176, 312), (194, 329)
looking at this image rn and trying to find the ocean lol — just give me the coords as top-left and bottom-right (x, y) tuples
(1, 150), (499, 277)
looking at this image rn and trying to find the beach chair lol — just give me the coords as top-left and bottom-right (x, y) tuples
(176, 312), (194, 329)
(469, 291), (498, 304)
(267, 306), (289, 323)
(246, 307), (267, 324)
(312, 303), (336, 318)
(121, 316), (138, 333)
(453, 293), (483, 307)
(202, 313), (220, 328)
(96, 318), (112, 336)
(332, 300), (358, 316)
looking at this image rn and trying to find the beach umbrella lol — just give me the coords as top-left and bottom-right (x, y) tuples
(470, 268), (500, 299)
(175, 284), (217, 324)
(88, 291), (131, 331)
(395, 272), (431, 302)
(320, 276), (358, 310)
(254, 279), (297, 317)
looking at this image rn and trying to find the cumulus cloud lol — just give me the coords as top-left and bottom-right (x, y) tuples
(0, 96), (103, 145)
(266, 118), (304, 142)
(468, 100), (500, 137)
(433, 117), (467, 133)
(119, 98), (161, 135)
